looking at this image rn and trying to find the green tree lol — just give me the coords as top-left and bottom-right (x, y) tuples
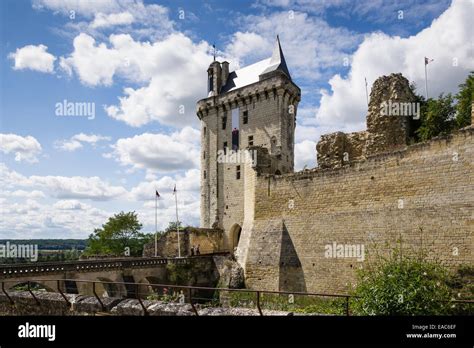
(416, 93), (456, 141)
(352, 245), (453, 315)
(165, 221), (183, 233)
(455, 72), (473, 128)
(408, 81), (427, 142)
(84, 211), (147, 257)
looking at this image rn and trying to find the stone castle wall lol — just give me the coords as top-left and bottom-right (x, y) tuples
(242, 128), (473, 293)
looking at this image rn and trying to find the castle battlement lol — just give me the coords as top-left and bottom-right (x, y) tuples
(196, 39), (473, 294)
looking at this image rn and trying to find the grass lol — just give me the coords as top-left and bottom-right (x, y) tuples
(226, 291), (348, 315)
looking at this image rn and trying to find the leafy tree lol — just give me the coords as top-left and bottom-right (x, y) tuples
(84, 211), (148, 257)
(408, 82), (427, 142)
(165, 221), (183, 233)
(455, 71), (473, 128)
(352, 244), (453, 315)
(416, 93), (456, 141)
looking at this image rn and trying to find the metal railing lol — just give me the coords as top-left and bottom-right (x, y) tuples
(1, 278), (472, 316)
(0, 253), (230, 278)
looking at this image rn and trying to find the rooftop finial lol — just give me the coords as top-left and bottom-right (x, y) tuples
(212, 43), (216, 62)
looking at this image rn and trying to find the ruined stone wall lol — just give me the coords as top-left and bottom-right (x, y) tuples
(317, 73), (418, 169)
(243, 128), (474, 293)
(142, 228), (224, 257)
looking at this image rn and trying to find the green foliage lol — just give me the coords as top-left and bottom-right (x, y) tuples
(408, 82), (427, 142)
(352, 246), (453, 315)
(165, 221), (184, 233)
(166, 262), (194, 284)
(84, 211), (149, 257)
(455, 71), (473, 128)
(227, 291), (345, 314)
(416, 93), (456, 141)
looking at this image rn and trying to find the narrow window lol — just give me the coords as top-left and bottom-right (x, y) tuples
(203, 151), (206, 159)
(223, 141), (228, 154)
(243, 110), (248, 124)
(222, 115), (227, 130)
(204, 170), (207, 179)
(208, 72), (213, 93)
(248, 135), (254, 146)
(236, 165), (241, 180)
(203, 127), (206, 136)
(231, 108), (239, 150)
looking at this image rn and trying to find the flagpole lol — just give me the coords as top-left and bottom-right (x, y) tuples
(174, 186), (181, 258)
(424, 58), (429, 100)
(154, 191), (157, 257)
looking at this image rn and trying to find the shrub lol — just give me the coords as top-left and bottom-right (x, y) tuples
(352, 246), (453, 315)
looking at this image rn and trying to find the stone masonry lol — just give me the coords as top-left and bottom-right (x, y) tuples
(197, 40), (473, 294)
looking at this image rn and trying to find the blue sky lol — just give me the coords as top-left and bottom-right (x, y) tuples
(0, 0), (472, 238)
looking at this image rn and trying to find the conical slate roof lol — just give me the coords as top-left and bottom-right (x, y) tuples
(221, 36), (291, 93)
(260, 35), (291, 79)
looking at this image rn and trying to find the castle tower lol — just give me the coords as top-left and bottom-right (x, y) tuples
(196, 36), (300, 250)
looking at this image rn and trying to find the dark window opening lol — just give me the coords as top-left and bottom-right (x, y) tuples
(223, 141), (228, 154)
(243, 110), (248, 124)
(232, 128), (239, 150)
(222, 116), (227, 130)
(203, 151), (206, 159)
(64, 280), (78, 294)
(208, 72), (213, 93)
(236, 165), (241, 180)
(248, 135), (254, 146)
(231, 108), (240, 150)
(204, 170), (206, 179)
(203, 127), (206, 136)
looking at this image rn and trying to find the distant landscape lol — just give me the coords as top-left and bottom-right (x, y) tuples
(0, 240), (86, 263)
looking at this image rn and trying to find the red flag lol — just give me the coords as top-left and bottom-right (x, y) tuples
(425, 57), (433, 65)
(155, 190), (160, 197)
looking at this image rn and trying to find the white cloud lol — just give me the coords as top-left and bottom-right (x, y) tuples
(53, 199), (89, 210)
(130, 168), (200, 201)
(129, 169), (201, 231)
(59, 32), (217, 127)
(315, 0), (474, 131)
(55, 133), (111, 151)
(9, 190), (46, 199)
(258, 0), (451, 30)
(32, 0), (124, 17)
(0, 163), (127, 201)
(295, 140), (316, 170)
(0, 196), (112, 238)
(59, 33), (123, 86)
(90, 11), (134, 28)
(226, 32), (272, 64)
(226, 11), (361, 80)
(34, 0), (174, 43)
(8, 44), (56, 73)
(108, 127), (200, 172)
(0, 134), (42, 163)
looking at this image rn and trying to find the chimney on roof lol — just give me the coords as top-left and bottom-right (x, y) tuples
(221, 61), (229, 89)
(207, 61), (222, 97)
